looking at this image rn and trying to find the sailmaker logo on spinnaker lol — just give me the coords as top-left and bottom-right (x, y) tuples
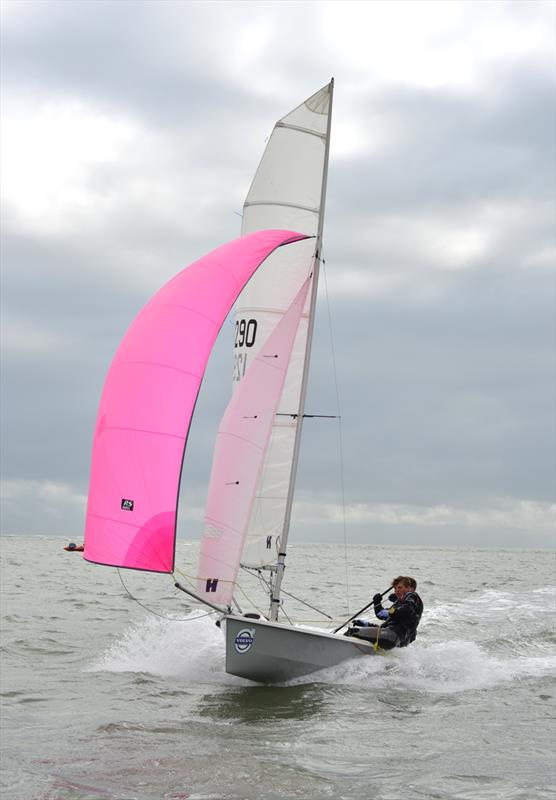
(235, 628), (255, 654)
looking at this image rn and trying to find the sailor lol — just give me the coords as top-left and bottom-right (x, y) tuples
(405, 577), (424, 640)
(372, 576), (422, 646)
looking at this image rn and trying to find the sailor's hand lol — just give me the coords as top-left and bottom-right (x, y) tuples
(388, 593), (397, 603)
(372, 593), (382, 605)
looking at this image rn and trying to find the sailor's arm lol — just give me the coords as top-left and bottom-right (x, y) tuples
(372, 593), (386, 620)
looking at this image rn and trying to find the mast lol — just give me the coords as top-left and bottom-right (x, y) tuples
(269, 78), (334, 621)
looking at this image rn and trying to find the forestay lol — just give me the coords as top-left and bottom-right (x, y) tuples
(84, 230), (308, 574)
(233, 81), (333, 568)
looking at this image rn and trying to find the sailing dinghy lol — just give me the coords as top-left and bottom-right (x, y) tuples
(84, 80), (389, 683)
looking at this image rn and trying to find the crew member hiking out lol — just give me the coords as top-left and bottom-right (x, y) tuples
(345, 575), (423, 649)
(372, 575), (422, 646)
(405, 577), (423, 640)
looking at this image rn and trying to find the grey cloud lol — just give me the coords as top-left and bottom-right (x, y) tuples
(1, 1), (554, 544)
(2, 0), (282, 133)
(329, 73), (554, 238)
(302, 262), (555, 507)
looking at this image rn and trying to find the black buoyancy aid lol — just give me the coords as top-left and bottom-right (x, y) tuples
(382, 591), (422, 645)
(412, 591), (424, 622)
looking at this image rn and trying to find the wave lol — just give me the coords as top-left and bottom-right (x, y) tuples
(86, 610), (555, 695)
(285, 637), (555, 692)
(423, 587), (555, 648)
(86, 612), (234, 683)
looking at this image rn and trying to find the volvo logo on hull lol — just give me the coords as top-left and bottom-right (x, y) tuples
(234, 628), (255, 654)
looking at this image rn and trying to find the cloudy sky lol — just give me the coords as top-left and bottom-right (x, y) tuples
(1, 0), (554, 548)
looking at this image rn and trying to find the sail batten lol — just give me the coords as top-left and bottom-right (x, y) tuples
(275, 121), (327, 139)
(84, 230), (308, 574)
(244, 201), (320, 213)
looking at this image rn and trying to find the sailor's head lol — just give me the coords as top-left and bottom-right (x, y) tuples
(392, 576), (412, 600)
(68, 542), (76, 550)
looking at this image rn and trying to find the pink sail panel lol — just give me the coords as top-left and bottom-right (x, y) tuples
(197, 277), (311, 606)
(84, 230), (309, 573)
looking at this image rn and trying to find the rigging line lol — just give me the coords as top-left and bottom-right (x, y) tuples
(241, 565), (272, 590)
(280, 591), (333, 620)
(234, 583), (265, 616)
(175, 566), (236, 587)
(254, 567), (273, 594)
(175, 565), (262, 615)
(116, 569), (216, 622)
(235, 567), (272, 615)
(241, 566), (332, 619)
(173, 566), (200, 591)
(238, 567), (286, 621)
(255, 567), (274, 600)
(322, 254), (351, 615)
(174, 566), (243, 612)
(280, 604), (294, 626)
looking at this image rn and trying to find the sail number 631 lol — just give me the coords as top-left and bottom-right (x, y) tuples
(234, 318), (257, 349)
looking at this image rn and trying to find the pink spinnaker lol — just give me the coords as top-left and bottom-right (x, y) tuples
(197, 278), (311, 606)
(84, 230), (308, 573)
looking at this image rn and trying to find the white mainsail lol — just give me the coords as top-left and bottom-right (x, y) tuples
(233, 81), (333, 577)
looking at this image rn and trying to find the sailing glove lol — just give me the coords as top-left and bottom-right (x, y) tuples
(372, 593), (382, 605)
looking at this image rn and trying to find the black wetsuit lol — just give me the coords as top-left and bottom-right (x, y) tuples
(375, 591), (422, 647)
(409, 591), (424, 641)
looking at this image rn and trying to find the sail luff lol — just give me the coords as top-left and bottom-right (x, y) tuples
(268, 78), (334, 620)
(234, 81), (334, 580)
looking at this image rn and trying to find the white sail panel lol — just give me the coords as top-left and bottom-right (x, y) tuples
(197, 278), (311, 607)
(235, 82), (332, 568)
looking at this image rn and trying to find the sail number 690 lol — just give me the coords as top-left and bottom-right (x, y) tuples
(234, 318), (257, 349)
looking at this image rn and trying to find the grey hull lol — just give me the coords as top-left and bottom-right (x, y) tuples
(225, 614), (378, 683)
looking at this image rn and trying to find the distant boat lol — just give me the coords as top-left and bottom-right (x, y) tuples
(64, 543), (84, 552)
(84, 80), (400, 683)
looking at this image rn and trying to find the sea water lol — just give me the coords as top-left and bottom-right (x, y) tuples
(1, 535), (555, 800)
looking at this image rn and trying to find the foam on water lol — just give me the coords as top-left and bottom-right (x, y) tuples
(284, 637), (555, 692)
(425, 586), (555, 623)
(86, 605), (555, 694)
(87, 611), (237, 683)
